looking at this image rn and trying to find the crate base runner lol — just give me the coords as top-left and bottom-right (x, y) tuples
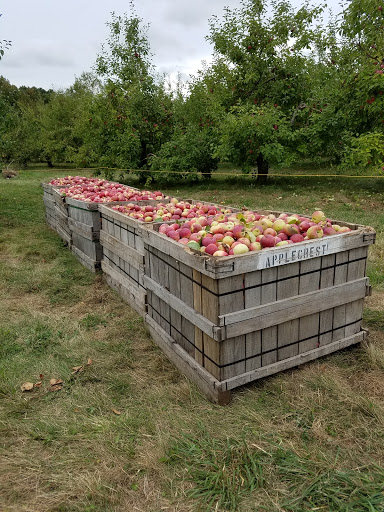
(101, 260), (146, 316)
(145, 314), (367, 404)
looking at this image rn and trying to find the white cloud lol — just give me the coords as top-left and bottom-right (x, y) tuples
(0, 0), (341, 90)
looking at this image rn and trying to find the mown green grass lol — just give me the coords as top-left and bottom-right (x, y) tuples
(0, 167), (384, 512)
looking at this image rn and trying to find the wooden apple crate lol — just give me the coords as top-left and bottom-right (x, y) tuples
(141, 220), (375, 405)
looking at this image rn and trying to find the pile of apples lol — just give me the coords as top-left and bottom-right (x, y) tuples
(49, 176), (105, 187)
(111, 200), (236, 222)
(61, 183), (165, 203)
(158, 210), (351, 256)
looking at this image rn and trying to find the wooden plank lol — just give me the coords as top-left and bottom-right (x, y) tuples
(261, 328), (278, 366)
(298, 258), (322, 354)
(71, 245), (100, 272)
(333, 251), (349, 341)
(218, 275), (244, 315)
(245, 331), (262, 372)
(345, 298), (364, 337)
(65, 197), (99, 211)
(68, 218), (99, 241)
(221, 278), (369, 338)
(347, 247), (368, 281)
(101, 261), (146, 316)
(192, 270), (204, 366)
(220, 335), (246, 381)
(277, 262), (300, 300)
(55, 224), (72, 245)
(299, 258), (321, 294)
(276, 263), (300, 361)
(100, 231), (145, 267)
(207, 228), (376, 277)
(261, 267), (277, 304)
(143, 275), (222, 340)
(201, 274), (219, 322)
(203, 334), (221, 380)
(218, 330), (366, 391)
(145, 314), (231, 405)
(244, 270), (261, 309)
(72, 232), (102, 261)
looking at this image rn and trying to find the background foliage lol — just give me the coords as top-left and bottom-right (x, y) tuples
(1, 0), (384, 180)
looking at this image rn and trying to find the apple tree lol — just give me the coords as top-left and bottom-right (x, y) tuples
(297, 0), (384, 172)
(202, 0), (327, 182)
(93, 6), (174, 182)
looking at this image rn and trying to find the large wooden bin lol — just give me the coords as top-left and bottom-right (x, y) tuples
(141, 220), (375, 404)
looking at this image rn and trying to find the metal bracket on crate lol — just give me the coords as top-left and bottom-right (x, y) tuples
(366, 283), (372, 297)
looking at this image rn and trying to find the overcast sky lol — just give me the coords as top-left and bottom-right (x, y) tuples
(1, 0), (341, 91)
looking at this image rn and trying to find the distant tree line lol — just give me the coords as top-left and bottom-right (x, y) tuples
(1, 0), (383, 183)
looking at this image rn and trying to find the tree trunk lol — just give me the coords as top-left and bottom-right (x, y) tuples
(256, 154), (269, 184)
(46, 159), (53, 168)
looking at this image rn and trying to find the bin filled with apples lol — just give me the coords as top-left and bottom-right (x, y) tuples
(111, 200), (237, 223)
(157, 210), (351, 256)
(49, 176), (166, 203)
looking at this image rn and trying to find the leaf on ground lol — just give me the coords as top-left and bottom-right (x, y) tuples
(86, 358), (93, 366)
(112, 409), (121, 415)
(21, 382), (34, 392)
(71, 365), (84, 374)
(49, 378), (63, 386)
(34, 381), (42, 388)
(49, 385), (63, 392)
(39, 374), (44, 379)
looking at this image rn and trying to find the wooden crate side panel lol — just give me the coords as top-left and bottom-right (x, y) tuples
(68, 218), (100, 241)
(68, 205), (101, 231)
(55, 223), (72, 245)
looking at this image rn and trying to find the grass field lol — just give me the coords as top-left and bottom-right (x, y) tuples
(1, 166), (384, 512)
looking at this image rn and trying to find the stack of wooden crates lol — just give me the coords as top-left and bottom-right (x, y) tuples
(42, 186), (376, 404)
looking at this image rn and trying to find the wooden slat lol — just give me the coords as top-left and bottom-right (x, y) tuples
(145, 314), (231, 405)
(71, 245), (100, 272)
(143, 275), (222, 341)
(218, 330), (367, 392)
(100, 231), (144, 267)
(55, 224), (71, 244)
(220, 278), (369, 338)
(192, 270), (204, 366)
(68, 218), (99, 240)
(102, 261), (146, 317)
(72, 232), (102, 261)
